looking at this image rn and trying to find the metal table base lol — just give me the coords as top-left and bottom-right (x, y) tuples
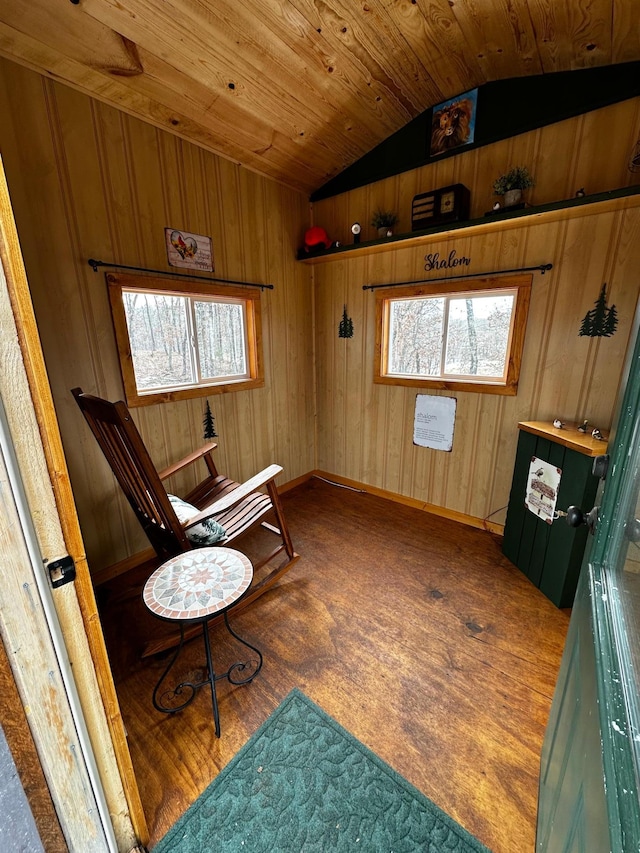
(151, 611), (263, 737)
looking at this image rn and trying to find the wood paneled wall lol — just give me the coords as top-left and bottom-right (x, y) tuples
(0, 57), (315, 573)
(312, 98), (640, 527)
(1, 51), (639, 569)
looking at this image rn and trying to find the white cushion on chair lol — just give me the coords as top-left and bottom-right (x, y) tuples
(167, 495), (227, 545)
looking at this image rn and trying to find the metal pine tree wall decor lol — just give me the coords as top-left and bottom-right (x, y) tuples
(338, 305), (354, 338)
(579, 283), (618, 338)
(203, 400), (218, 439)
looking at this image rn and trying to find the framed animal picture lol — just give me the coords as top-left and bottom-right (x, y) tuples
(429, 88), (478, 158)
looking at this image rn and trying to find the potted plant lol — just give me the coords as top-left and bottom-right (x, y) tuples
(371, 209), (398, 238)
(492, 166), (535, 207)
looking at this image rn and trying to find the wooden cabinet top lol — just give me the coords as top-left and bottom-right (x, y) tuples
(518, 421), (608, 457)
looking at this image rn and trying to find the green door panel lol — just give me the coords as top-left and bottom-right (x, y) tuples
(537, 299), (640, 852)
(536, 570), (609, 853)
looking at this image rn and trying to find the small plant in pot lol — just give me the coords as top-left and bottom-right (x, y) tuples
(371, 209), (398, 238)
(492, 166), (535, 208)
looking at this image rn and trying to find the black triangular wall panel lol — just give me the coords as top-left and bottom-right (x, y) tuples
(311, 63), (640, 201)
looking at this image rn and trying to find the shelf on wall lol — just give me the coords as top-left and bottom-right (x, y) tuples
(298, 185), (640, 263)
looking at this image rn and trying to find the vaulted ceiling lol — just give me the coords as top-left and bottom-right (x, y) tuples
(1, 1), (639, 195)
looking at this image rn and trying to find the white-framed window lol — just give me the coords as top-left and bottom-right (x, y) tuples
(107, 272), (263, 406)
(375, 274), (532, 395)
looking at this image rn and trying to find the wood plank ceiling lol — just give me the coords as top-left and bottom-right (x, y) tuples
(0, 1), (638, 196)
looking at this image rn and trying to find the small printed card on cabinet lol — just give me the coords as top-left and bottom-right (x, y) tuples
(525, 457), (561, 524)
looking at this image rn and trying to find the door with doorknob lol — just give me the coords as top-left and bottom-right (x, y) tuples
(537, 305), (640, 852)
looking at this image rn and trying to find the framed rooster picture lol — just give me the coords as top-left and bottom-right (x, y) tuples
(429, 88), (478, 158)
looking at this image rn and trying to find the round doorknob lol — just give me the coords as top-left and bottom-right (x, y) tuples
(566, 505), (599, 533)
(566, 506), (585, 528)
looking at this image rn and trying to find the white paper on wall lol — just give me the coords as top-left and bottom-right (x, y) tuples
(413, 394), (456, 451)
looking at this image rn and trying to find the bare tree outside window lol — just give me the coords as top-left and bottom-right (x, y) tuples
(375, 276), (531, 395)
(195, 300), (247, 379)
(121, 290), (249, 393)
(388, 297), (444, 375)
(108, 273), (263, 406)
(465, 298), (478, 375)
(444, 294), (514, 378)
(123, 291), (192, 389)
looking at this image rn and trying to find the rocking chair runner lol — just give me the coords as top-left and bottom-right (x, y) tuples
(71, 388), (298, 656)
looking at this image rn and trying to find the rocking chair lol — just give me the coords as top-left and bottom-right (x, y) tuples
(71, 388), (298, 655)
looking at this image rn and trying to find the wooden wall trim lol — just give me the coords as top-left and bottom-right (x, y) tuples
(0, 156), (145, 849)
(311, 471), (505, 535)
(302, 185), (640, 263)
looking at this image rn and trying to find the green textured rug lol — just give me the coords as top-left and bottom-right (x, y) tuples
(153, 689), (491, 852)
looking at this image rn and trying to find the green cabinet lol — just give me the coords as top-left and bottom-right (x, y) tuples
(502, 421), (605, 608)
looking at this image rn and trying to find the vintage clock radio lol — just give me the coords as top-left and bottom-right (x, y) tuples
(411, 184), (470, 231)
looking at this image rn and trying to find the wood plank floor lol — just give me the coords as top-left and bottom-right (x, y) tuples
(99, 478), (570, 852)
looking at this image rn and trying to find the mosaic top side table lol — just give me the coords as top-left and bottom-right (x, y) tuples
(143, 547), (263, 737)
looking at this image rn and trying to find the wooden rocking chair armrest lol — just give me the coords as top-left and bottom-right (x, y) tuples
(184, 463), (283, 529)
(158, 442), (218, 480)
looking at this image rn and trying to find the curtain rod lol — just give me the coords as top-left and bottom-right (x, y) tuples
(362, 263), (553, 291)
(87, 259), (274, 290)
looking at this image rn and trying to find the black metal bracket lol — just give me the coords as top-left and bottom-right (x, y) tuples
(87, 259), (274, 290)
(46, 555), (76, 588)
(363, 263), (553, 291)
(592, 454), (610, 480)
